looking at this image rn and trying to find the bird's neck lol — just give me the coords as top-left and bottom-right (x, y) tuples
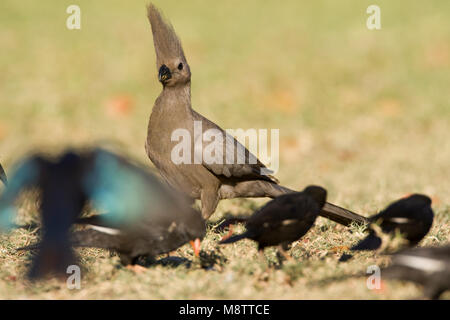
(160, 83), (192, 110)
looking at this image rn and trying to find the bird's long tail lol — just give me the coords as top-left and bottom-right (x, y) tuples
(219, 233), (248, 244)
(275, 185), (369, 226)
(321, 202), (368, 226)
(0, 162), (7, 186)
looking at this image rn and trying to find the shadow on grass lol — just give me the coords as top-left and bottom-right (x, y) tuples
(131, 248), (228, 271)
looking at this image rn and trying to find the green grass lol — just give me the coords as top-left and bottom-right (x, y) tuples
(0, 0), (449, 299)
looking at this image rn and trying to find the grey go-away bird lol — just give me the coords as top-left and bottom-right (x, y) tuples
(0, 161), (7, 186)
(145, 4), (367, 226)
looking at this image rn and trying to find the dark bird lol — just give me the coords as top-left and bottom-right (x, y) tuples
(70, 148), (205, 266)
(382, 245), (450, 299)
(0, 161), (7, 186)
(72, 209), (204, 266)
(220, 185), (327, 259)
(1, 148), (205, 278)
(339, 194), (434, 262)
(144, 4), (367, 226)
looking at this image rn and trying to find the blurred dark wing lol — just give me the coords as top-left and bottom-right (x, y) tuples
(0, 156), (45, 231)
(82, 149), (184, 226)
(383, 245), (450, 296)
(392, 245), (450, 267)
(71, 229), (123, 250)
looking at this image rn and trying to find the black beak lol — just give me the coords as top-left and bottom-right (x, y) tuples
(158, 64), (172, 84)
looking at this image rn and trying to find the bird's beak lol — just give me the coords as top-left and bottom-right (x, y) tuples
(189, 238), (201, 257)
(158, 64), (172, 83)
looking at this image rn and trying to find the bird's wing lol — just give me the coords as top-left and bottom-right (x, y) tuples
(382, 246), (450, 297)
(248, 194), (318, 229)
(0, 156), (45, 231)
(371, 195), (433, 222)
(192, 111), (278, 183)
(393, 245), (450, 265)
(71, 229), (123, 250)
(82, 149), (192, 227)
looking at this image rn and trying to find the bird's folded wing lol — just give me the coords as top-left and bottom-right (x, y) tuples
(0, 156), (44, 231)
(193, 113), (277, 183)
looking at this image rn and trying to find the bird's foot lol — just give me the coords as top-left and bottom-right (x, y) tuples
(277, 245), (293, 263)
(219, 225), (234, 242)
(126, 264), (147, 273)
(190, 238), (202, 257)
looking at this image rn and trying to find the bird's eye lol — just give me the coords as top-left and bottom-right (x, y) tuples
(177, 63), (183, 70)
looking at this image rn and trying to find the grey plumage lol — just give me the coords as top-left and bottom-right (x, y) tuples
(147, 4), (187, 70)
(145, 4), (367, 225)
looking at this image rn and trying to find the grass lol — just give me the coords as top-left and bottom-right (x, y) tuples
(0, 0), (449, 299)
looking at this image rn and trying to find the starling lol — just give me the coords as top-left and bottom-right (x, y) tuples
(383, 245), (450, 299)
(4, 148), (205, 277)
(220, 185), (327, 258)
(73, 148), (205, 265)
(144, 4), (367, 226)
(340, 194), (434, 261)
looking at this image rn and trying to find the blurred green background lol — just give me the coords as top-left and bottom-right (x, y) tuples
(0, 0), (448, 299)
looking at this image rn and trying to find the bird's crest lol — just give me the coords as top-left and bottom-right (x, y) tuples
(147, 4), (187, 67)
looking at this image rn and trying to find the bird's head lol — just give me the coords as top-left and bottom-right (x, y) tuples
(405, 194), (432, 207)
(157, 60), (191, 88)
(303, 185), (327, 208)
(147, 4), (191, 88)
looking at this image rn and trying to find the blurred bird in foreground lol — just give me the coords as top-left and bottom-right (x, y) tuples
(220, 185), (327, 261)
(0, 161), (7, 186)
(145, 4), (366, 226)
(1, 148), (205, 278)
(382, 245), (450, 299)
(71, 149), (205, 267)
(340, 194), (434, 262)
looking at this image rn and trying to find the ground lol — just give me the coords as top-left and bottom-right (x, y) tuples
(0, 0), (449, 299)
